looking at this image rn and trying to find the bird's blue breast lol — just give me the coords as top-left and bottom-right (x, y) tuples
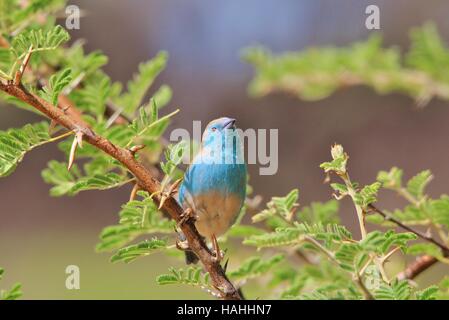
(178, 162), (247, 205)
(179, 131), (247, 204)
(177, 130), (247, 237)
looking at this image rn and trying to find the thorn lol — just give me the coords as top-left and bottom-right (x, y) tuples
(62, 105), (70, 113)
(425, 227), (432, 238)
(158, 194), (168, 210)
(67, 136), (78, 171)
(129, 183), (140, 202)
(169, 178), (182, 194)
(75, 130), (83, 148)
(68, 130), (83, 171)
(13, 45), (32, 86)
(223, 258), (229, 273)
(48, 120), (57, 135)
(158, 179), (183, 210)
(128, 144), (146, 156)
(105, 106), (125, 128)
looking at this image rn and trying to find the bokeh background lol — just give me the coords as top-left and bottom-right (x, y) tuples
(1, 0), (449, 299)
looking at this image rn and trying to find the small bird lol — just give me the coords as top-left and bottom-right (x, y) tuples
(178, 117), (247, 264)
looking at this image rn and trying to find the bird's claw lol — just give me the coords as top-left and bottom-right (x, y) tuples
(176, 238), (190, 251)
(178, 208), (197, 227)
(211, 234), (224, 263)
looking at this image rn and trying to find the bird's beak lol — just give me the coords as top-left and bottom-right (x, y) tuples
(223, 118), (236, 129)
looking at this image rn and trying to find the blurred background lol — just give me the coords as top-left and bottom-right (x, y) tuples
(1, 0), (449, 299)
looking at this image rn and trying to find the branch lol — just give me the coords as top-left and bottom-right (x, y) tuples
(0, 81), (241, 300)
(368, 204), (449, 280)
(368, 204), (449, 254)
(396, 255), (438, 281)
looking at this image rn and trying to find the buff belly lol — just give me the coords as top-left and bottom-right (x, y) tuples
(187, 191), (242, 238)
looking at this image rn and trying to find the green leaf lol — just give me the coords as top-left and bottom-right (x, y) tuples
(117, 51), (168, 115)
(320, 144), (348, 174)
(406, 243), (444, 260)
(406, 23), (449, 82)
(428, 195), (449, 228)
(41, 161), (130, 196)
(72, 76), (110, 117)
(335, 243), (364, 272)
(229, 254), (284, 281)
(377, 230), (417, 254)
(244, 222), (352, 249)
(252, 189), (299, 222)
(152, 85), (172, 109)
(0, 283), (22, 300)
(330, 183), (348, 194)
(4, 0), (65, 34)
(367, 204), (428, 227)
(97, 192), (175, 251)
(406, 170), (432, 200)
(0, 267), (22, 300)
(377, 167), (403, 189)
(12, 24), (70, 58)
(110, 238), (168, 263)
(0, 121), (51, 177)
(334, 230), (416, 272)
(64, 43), (108, 76)
(41, 68), (72, 105)
(374, 279), (411, 300)
(226, 224), (266, 238)
(388, 206), (427, 225)
(156, 267), (211, 288)
(272, 189), (299, 218)
(127, 107), (179, 147)
(416, 285), (439, 300)
(297, 200), (340, 224)
(354, 182), (381, 208)
(320, 157), (347, 174)
(361, 230), (416, 254)
(159, 139), (188, 179)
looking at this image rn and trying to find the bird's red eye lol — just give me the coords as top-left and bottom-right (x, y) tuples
(211, 127), (217, 131)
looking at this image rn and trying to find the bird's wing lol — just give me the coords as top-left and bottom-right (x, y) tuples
(177, 152), (201, 207)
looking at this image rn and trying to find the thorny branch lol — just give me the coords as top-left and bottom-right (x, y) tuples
(0, 80), (242, 300)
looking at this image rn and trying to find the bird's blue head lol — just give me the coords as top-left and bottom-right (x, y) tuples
(200, 117), (244, 164)
(202, 117), (236, 147)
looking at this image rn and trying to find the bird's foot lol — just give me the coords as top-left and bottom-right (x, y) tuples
(175, 238), (190, 251)
(178, 208), (198, 227)
(211, 234), (224, 263)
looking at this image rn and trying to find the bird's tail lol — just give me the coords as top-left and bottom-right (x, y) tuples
(185, 250), (199, 264)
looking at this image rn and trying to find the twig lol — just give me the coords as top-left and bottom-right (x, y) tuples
(397, 255), (438, 281)
(303, 236), (337, 263)
(368, 204), (449, 280)
(355, 274), (374, 300)
(341, 172), (367, 239)
(0, 81), (242, 300)
(339, 173), (389, 283)
(302, 236), (374, 299)
(368, 204), (449, 255)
